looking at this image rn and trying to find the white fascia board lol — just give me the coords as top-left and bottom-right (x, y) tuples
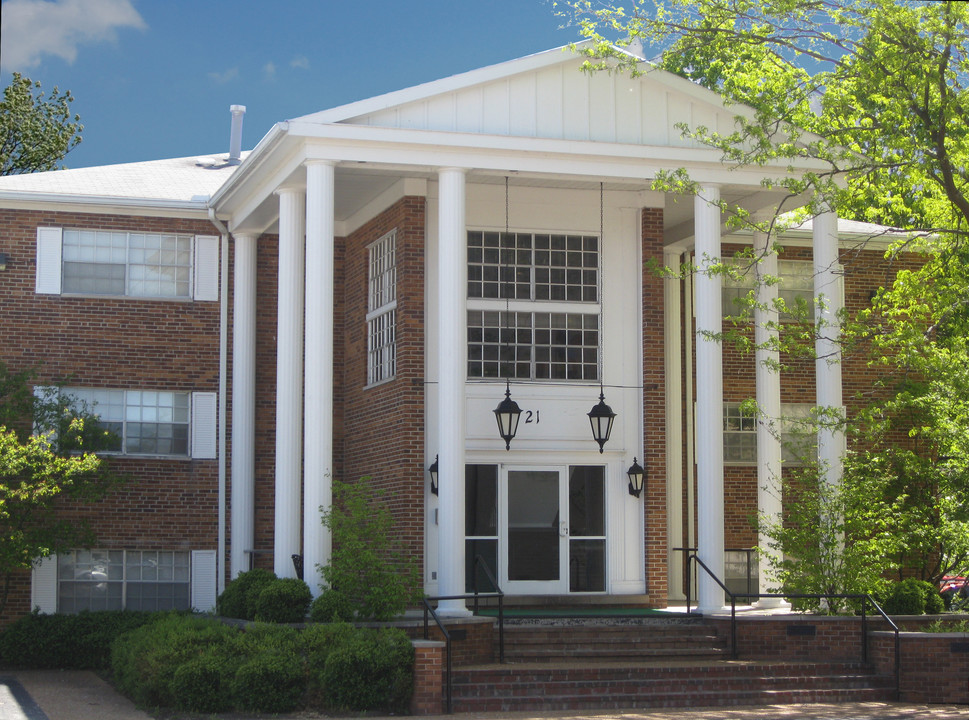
(293, 122), (829, 186)
(0, 191), (211, 218)
(209, 123), (289, 209)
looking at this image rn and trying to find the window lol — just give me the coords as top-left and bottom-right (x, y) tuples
(467, 231), (600, 381)
(35, 227), (219, 301)
(723, 402), (817, 465)
(721, 259), (817, 322)
(61, 388), (194, 456)
(367, 230), (396, 385)
(57, 549), (191, 613)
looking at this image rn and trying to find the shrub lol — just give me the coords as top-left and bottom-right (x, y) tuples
(309, 588), (355, 622)
(216, 567), (276, 620)
(882, 578), (945, 615)
(318, 628), (414, 713)
(171, 652), (236, 714)
(110, 613), (239, 708)
(253, 577), (311, 623)
(0, 610), (157, 669)
(232, 653), (305, 713)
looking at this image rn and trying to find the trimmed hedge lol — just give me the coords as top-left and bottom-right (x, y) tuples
(882, 578), (946, 615)
(253, 577), (312, 623)
(215, 567), (275, 621)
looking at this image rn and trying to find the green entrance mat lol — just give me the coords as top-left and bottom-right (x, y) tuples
(475, 607), (690, 618)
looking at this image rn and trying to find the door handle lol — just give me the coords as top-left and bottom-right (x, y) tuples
(559, 522), (569, 537)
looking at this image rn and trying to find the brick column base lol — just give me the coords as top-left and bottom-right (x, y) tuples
(411, 640), (445, 715)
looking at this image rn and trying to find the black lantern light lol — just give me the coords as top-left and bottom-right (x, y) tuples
(588, 391), (616, 454)
(626, 457), (646, 498)
(494, 383), (522, 451)
(428, 454), (439, 495)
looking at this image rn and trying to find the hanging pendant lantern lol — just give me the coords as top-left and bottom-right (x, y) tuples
(588, 391), (616, 454)
(494, 382), (522, 451)
(428, 454), (439, 496)
(626, 457), (646, 498)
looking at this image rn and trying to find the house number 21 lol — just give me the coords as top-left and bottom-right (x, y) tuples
(524, 410), (540, 424)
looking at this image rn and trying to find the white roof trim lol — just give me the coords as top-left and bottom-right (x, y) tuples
(0, 190), (210, 214)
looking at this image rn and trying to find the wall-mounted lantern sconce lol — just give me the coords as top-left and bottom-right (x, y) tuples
(626, 457), (645, 498)
(0, 253), (9, 271)
(428, 454), (439, 495)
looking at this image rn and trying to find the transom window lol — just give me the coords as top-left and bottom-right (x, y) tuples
(62, 229), (193, 298)
(367, 230), (397, 386)
(723, 402), (817, 465)
(57, 549), (191, 613)
(66, 388), (190, 456)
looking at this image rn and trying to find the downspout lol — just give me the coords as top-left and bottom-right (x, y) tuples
(208, 207), (229, 595)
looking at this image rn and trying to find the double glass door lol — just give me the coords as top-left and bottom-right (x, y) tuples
(465, 464), (605, 595)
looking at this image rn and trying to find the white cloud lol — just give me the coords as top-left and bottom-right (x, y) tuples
(290, 56), (310, 70)
(263, 61), (277, 79)
(0, 0), (146, 72)
(207, 67), (239, 85)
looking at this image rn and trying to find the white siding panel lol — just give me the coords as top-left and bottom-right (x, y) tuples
(191, 391), (218, 459)
(191, 550), (218, 612)
(667, 95), (693, 146)
(589, 75), (616, 142)
(641, 84), (669, 145)
(426, 94), (457, 132)
(482, 81), (511, 135)
(193, 235), (220, 302)
(365, 108), (399, 128)
(535, 67), (564, 139)
(398, 102), (426, 129)
(562, 71), (591, 140)
(35, 226), (62, 294)
(692, 104), (719, 147)
(615, 74), (642, 144)
(31, 555), (57, 613)
(508, 74), (537, 137)
(454, 87), (483, 133)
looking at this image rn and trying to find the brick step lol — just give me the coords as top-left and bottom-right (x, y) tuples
(451, 662), (894, 712)
(505, 646), (729, 661)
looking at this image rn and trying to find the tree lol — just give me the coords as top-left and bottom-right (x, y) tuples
(0, 73), (82, 175)
(554, 0), (969, 588)
(0, 362), (122, 616)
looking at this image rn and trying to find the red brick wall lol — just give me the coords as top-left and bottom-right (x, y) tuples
(0, 209), (221, 624)
(642, 208), (667, 606)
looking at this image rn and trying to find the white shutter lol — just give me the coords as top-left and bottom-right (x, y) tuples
(31, 555), (58, 613)
(35, 227), (63, 294)
(191, 391), (217, 459)
(193, 235), (220, 301)
(191, 549), (218, 612)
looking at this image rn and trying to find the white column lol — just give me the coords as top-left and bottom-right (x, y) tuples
(304, 161), (335, 595)
(437, 167), (470, 616)
(664, 247), (685, 601)
(230, 233), (257, 578)
(753, 224), (785, 607)
(274, 188), (305, 578)
(694, 184), (725, 613)
(814, 209), (844, 487)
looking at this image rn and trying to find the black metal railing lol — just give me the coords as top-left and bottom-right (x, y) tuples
(422, 556), (505, 714)
(684, 551), (900, 699)
(673, 546), (758, 598)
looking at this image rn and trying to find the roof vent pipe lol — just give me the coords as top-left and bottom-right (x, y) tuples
(228, 105), (246, 166)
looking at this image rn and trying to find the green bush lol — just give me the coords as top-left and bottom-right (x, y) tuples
(253, 577), (312, 623)
(216, 567), (276, 620)
(232, 653), (305, 713)
(318, 628), (414, 713)
(110, 613), (239, 708)
(171, 652), (236, 714)
(309, 589), (355, 622)
(0, 610), (157, 669)
(882, 578), (945, 615)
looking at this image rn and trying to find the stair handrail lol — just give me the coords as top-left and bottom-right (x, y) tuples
(421, 597), (453, 714)
(685, 551), (900, 699)
(471, 554), (505, 663)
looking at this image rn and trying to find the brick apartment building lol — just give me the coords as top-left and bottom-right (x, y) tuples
(0, 45), (902, 623)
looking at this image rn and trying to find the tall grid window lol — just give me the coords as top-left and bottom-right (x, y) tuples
(62, 229), (193, 298)
(723, 402), (817, 465)
(367, 230), (397, 385)
(66, 388), (190, 456)
(721, 259), (818, 322)
(467, 231), (600, 381)
(57, 549), (191, 613)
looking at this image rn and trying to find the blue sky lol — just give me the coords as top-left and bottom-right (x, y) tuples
(0, 0), (574, 169)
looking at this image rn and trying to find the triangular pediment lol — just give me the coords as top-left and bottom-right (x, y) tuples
(295, 45), (747, 149)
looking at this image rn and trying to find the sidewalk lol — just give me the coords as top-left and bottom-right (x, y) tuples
(3, 670), (969, 720)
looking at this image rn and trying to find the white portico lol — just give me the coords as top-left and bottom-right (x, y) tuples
(211, 44), (841, 612)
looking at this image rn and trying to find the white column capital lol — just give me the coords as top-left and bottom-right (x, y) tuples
(305, 159), (336, 168)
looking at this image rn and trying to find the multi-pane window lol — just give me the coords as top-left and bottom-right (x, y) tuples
(367, 230), (397, 385)
(467, 311), (599, 381)
(467, 230), (600, 381)
(57, 549), (191, 613)
(62, 229), (192, 298)
(721, 259), (817, 322)
(66, 388), (190, 456)
(723, 402), (817, 465)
